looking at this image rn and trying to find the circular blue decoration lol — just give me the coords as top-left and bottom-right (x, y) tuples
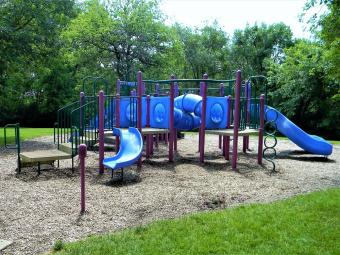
(126, 103), (137, 121)
(210, 103), (223, 124)
(154, 103), (166, 123)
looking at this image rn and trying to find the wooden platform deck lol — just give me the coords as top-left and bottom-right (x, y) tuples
(20, 150), (72, 163)
(205, 128), (259, 136)
(141, 128), (170, 135)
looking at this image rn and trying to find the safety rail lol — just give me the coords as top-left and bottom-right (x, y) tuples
(4, 123), (21, 172)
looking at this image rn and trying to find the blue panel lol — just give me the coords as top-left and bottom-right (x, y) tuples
(150, 96), (170, 129)
(205, 96), (228, 129)
(119, 97), (146, 128)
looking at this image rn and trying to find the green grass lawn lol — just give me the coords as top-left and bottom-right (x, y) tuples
(0, 127), (54, 146)
(53, 188), (340, 255)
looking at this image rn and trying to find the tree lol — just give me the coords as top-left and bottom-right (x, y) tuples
(0, 0), (77, 125)
(267, 40), (340, 139)
(229, 23), (293, 78)
(63, 0), (179, 81)
(174, 22), (230, 79)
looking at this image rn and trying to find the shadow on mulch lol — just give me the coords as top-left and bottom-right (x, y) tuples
(277, 150), (335, 163)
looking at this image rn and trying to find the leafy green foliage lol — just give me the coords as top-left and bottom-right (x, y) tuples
(174, 21), (230, 79)
(267, 40), (340, 138)
(0, 0), (78, 126)
(54, 189), (340, 255)
(230, 23), (294, 78)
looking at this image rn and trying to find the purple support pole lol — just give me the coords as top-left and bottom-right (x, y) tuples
(218, 83), (224, 149)
(246, 82), (251, 150)
(155, 83), (160, 96)
(146, 95), (151, 158)
(98, 90), (105, 174)
(174, 82), (179, 97)
(199, 82), (204, 97)
(224, 95), (232, 160)
(232, 71), (241, 169)
(116, 79), (121, 95)
(198, 81), (204, 152)
(243, 81), (251, 153)
(79, 144), (87, 213)
(142, 82), (146, 95)
(169, 75), (175, 162)
(199, 74), (208, 163)
(137, 71), (143, 167)
(80, 92), (85, 135)
(258, 94), (265, 164)
(115, 94), (120, 153)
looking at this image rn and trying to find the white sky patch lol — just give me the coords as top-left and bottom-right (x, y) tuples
(160, 0), (311, 38)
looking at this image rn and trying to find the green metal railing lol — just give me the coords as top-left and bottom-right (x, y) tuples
(4, 123), (21, 172)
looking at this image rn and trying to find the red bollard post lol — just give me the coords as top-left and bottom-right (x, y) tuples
(169, 75), (175, 162)
(79, 144), (87, 214)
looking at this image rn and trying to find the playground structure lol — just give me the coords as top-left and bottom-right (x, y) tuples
(3, 70), (333, 175)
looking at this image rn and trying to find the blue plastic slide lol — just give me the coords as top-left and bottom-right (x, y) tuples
(103, 127), (143, 170)
(265, 106), (333, 156)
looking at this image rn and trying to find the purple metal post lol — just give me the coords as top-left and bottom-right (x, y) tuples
(137, 71), (143, 167)
(218, 83), (224, 149)
(115, 94), (120, 153)
(142, 82), (146, 95)
(79, 144), (87, 213)
(243, 81), (250, 153)
(155, 83), (160, 96)
(116, 79), (121, 95)
(80, 92), (85, 135)
(146, 95), (151, 158)
(258, 94), (265, 164)
(198, 81), (204, 152)
(232, 71), (241, 169)
(199, 74), (208, 163)
(199, 82), (204, 97)
(224, 95), (232, 160)
(174, 82), (179, 97)
(246, 81), (251, 150)
(98, 90), (105, 174)
(169, 75), (175, 162)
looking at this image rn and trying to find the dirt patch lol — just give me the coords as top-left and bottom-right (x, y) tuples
(0, 134), (339, 255)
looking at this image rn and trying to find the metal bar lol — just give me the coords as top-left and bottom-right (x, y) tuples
(137, 71), (143, 167)
(169, 75), (175, 162)
(98, 90), (105, 174)
(79, 144), (87, 213)
(199, 74), (208, 163)
(232, 70), (241, 169)
(258, 94), (265, 164)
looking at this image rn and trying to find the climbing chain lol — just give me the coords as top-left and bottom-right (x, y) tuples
(263, 108), (278, 174)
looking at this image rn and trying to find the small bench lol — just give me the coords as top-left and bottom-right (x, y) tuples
(20, 150), (72, 174)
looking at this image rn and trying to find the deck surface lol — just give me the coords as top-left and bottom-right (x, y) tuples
(20, 150), (72, 163)
(141, 128), (170, 134)
(205, 128), (259, 136)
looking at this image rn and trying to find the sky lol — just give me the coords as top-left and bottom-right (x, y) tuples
(160, 0), (311, 39)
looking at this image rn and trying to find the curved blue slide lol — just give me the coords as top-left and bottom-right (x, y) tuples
(265, 106), (333, 156)
(103, 127), (143, 170)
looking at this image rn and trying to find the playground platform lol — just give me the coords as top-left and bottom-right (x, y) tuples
(205, 128), (259, 136)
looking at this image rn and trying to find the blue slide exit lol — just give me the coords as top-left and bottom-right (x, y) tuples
(103, 127), (143, 170)
(265, 106), (333, 156)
